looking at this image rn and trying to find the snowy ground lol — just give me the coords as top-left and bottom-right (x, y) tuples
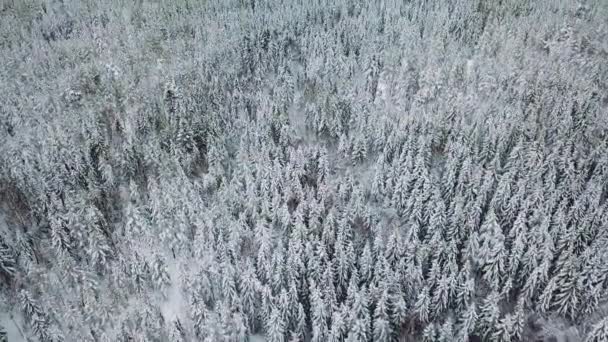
(160, 259), (186, 323)
(0, 312), (25, 342)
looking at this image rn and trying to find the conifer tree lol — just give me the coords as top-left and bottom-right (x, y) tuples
(587, 317), (608, 342)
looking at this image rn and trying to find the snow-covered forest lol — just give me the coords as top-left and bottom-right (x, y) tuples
(1, 0), (608, 341)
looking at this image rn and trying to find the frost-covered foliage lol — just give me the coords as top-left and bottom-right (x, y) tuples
(1, 0), (608, 341)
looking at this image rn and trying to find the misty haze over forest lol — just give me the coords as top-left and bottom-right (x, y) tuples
(1, 0), (608, 341)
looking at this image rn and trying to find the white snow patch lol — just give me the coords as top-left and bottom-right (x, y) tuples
(0, 312), (26, 342)
(160, 259), (186, 323)
(249, 334), (266, 342)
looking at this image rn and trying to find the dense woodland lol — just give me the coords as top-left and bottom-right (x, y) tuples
(1, 0), (608, 341)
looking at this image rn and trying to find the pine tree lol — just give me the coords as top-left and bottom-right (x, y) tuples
(0, 240), (15, 281)
(371, 154), (385, 201)
(478, 208), (506, 290)
(359, 242), (373, 283)
(455, 265), (475, 310)
(151, 255), (171, 292)
(478, 291), (501, 340)
(439, 317), (455, 342)
(491, 314), (516, 342)
(351, 133), (368, 164)
(507, 213), (527, 281)
(392, 291), (409, 328)
(267, 305), (286, 342)
(372, 289), (392, 342)
(551, 252), (581, 320)
(587, 317), (608, 342)
(239, 261), (261, 331)
(293, 303), (306, 341)
(168, 319), (187, 342)
(414, 286), (431, 324)
(310, 281), (328, 342)
(347, 286), (370, 342)
(422, 323), (438, 342)
(457, 303), (478, 342)
(19, 289), (52, 341)
(328, 308), (346, 342)
(432, 273), (453, 317)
